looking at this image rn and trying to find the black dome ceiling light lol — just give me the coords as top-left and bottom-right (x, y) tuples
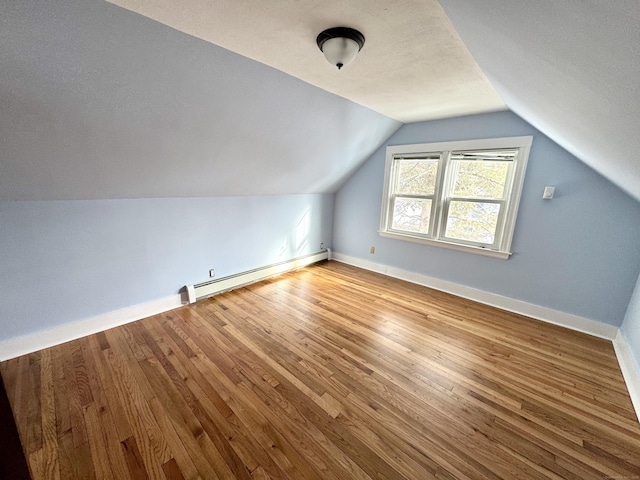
(316, 27), (365, 70)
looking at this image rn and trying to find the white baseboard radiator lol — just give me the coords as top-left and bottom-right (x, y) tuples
(185, 249), (330, 304)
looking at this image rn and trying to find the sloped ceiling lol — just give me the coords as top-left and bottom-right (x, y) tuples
(107, 0), (640, 203)
(0, 1), (401, 200)
(2, 1), (639, 202)
(438, 0), (640, 202)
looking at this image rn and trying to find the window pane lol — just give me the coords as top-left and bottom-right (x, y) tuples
(445, 201), (500, 244)
(396, 159), (438, 195)
(392, 197), (432, 234)
(452, 160), (509, 199)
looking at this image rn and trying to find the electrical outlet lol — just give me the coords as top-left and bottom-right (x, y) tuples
(320, 242), (325, 250)
(209, 268), (215, 278)
(370, 246), (375, 254)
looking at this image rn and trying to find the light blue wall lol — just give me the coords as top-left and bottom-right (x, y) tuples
(333, 111), (640, 326)
(0, 195), (333, 341)
(622, 273), (640, 372)
(0, 0), (400, 201)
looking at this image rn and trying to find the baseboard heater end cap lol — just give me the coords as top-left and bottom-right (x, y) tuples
(186, 284), (196, 304)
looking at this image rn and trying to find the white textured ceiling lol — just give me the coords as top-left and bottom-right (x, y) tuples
(106, 0), (506, 123)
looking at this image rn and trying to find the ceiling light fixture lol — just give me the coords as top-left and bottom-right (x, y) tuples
(316, 27), (365, 70)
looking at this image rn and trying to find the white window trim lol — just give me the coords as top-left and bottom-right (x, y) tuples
(379, 136), (533, 259)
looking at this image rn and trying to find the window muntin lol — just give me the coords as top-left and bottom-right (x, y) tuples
(380, 137), (532, 258)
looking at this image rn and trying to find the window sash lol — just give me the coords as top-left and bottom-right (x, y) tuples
(388, 153), (443, 238)
(437, 153), (516, 248)
(440, 198), (507, 249)
(388, 194), (436, 237)
(446, 156), (515, 202)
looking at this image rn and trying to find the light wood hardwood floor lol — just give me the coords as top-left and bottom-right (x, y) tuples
(2, 260), (639, 479)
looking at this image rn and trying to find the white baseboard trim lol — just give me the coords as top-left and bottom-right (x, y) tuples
(331, 252), (618, 340)
(0, 294), (183, 361)
(612, 330), (640, 422)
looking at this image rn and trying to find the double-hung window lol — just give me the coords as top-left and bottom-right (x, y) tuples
(380, 136), (532, 259)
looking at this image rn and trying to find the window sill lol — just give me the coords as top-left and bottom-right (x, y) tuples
(378, 230), (511, 259)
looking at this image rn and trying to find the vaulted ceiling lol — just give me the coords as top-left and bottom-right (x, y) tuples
(1, 1), (639, 202)
(439, 0), (640, 202)
(0, 1), (401, 200)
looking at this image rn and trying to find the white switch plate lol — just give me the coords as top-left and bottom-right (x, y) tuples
(543, 186), (555, 199)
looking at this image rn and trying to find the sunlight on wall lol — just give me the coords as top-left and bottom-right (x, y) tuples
(296, 208), (310, 254)
(275, 206), (313, 262)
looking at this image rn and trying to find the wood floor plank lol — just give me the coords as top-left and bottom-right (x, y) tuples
(2, 261), (639, 479)
(121, 435), (151, 480)
(229, 350), (372, 480)
(85, 336), (133, 443)
(57, 429), (96, 480)
(169, 328), (295, 480)
(36, 348), (60, 480)
(80, 336), (134, 480)
(25, 353), (43, 456)
(150, 318), (261, 476)
(51, 347), (71, 441)
(162, 458), (186, 480)
(60, 341), (90, 448)
(137, 352), (233, 480)
(147, 398), (201, 480)
(139, 319), (252, 480)
(188, 330), (330, 479)
(83, 402), (128, 480)
(102, 345), (172, 479)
